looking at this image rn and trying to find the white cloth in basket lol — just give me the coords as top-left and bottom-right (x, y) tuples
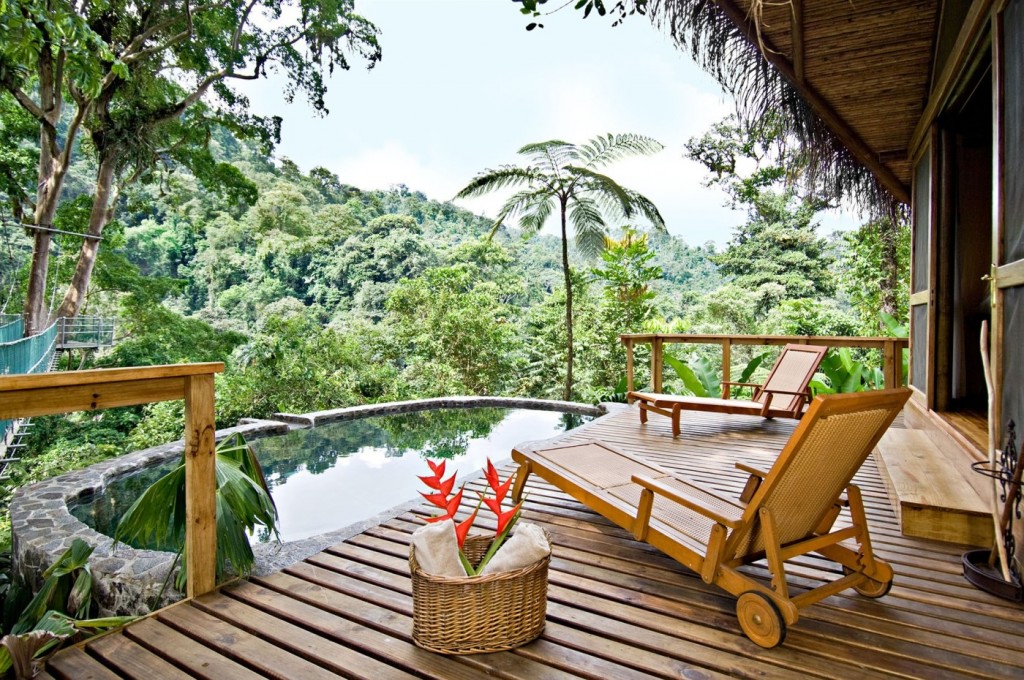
(411, 519), (467, 577)
(480, 522), (550, 575)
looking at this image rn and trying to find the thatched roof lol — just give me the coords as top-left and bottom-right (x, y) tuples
(653, 0), (942, 215)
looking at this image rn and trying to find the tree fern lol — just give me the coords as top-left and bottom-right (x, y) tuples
(455, 132), (665, 399)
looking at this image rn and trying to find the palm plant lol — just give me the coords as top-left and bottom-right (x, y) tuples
(114, 433), (278, 593)
(456, 134), (666, 399)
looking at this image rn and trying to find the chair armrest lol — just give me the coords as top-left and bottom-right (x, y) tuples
(758, 387), (811, 417)
(735, 462), (768, 503)
(735, 462), (768, 478)
(759, 388), (811, 397)
(631, 475), (743, 529)
(721, 381), (761, 388)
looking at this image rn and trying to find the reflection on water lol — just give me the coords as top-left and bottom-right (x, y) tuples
(71, 407), (591, 544)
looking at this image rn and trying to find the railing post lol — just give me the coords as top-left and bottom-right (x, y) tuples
(721, 339), (732, 399)
(895, 340), (906, 388)
(184, 373), (217, 597)
(652, 337), (663, 393)
(883, 339), (897, 389)
(624, 337), (635, 400)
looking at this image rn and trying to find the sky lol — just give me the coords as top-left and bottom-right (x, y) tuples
(237, 0), (860, 247)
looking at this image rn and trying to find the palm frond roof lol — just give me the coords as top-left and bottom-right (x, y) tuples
(652, 0), (942, 216)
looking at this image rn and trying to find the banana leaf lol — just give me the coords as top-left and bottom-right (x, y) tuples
(731, 352), (769, 398)
(663, 353), (711, 397)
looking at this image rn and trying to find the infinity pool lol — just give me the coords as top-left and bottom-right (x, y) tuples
(71, 407), (591, 544)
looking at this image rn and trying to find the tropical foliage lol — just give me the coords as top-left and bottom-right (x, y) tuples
(0, 539), (135, 676)
(456, 134), (666, 400)
(113, 434), (278, 591)
(0, 0), (381, 333)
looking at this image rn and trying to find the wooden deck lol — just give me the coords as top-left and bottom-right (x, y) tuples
(45, 407), (1024, 679)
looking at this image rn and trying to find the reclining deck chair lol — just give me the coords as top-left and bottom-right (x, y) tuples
(511, 388), (910, 648)
(629, 343), (829, 436)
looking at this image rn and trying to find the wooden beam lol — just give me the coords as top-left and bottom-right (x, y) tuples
(619, 333), (910, 352)
(791, 0), (805, 83)
(713, 0), (911, 204)
(184, 373), (217, 598)
(0, 363), (225, 599)
(0, 377), (186, 419)
(909, 291), (930, 306)
(624, 338), (635, 398)
(0, 363), (223, 392)
(991, 7), (1005, 437)
(721, 339), (732, 399)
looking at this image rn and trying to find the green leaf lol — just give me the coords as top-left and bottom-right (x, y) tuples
(664, 353), (711, 398)
(840, 363), (865, 393)
(879, 310), (908, 337)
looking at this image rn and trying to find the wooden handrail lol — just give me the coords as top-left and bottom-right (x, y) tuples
(620, 334), (908, 396)
(0, 362), (224, 598)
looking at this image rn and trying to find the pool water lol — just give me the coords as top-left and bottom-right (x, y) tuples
(71, 407), (591, 544)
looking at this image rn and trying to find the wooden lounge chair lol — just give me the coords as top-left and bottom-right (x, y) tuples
(511, 388), (911, 647)
(629, 343), (829, 436)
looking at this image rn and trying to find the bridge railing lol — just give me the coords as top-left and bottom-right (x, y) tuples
(57, 316), (115, 349)
(0, 315), (22, 344)
(0, 321), (57, 451)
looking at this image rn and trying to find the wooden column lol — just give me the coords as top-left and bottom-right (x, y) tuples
(883, 339), (897, 389)
(721, 339), (732, 399)
(184, 373), (217, 598)
(624, 338), (635, 399)
(651, 337), (663, 393)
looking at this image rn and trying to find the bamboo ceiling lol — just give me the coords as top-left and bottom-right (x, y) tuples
(653, 0), (942, 212)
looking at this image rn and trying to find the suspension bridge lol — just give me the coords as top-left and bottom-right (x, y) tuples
(0, 314), (115, 478)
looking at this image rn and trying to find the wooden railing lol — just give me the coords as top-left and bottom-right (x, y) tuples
(620, 334), (909, 394)
(0, 363), (224, 597)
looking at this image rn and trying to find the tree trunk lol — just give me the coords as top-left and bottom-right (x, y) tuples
(55, 152), (118, 320)
(23, 52), (68, 337)
(560, 199), (574, 401)
(879, 219), (899, 321)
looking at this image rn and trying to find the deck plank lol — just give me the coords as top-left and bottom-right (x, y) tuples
(122, 617), (266, 680)
(48, 406), (1024, 679)
(46, 647), (122, 680)
(86, 633), (193, 680)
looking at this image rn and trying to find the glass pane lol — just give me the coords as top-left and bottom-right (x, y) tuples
(912, 150), (931, 293)
(1001, 287), (1023, 440)
(1004, 0), (1024, 263)
(911, 304), (928, 390)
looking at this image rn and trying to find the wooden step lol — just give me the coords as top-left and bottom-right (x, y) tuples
(873, 429), (994, 546)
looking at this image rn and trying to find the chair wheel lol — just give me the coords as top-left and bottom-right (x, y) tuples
(844, 567), (893, 598)
(736, 592), (787, 648)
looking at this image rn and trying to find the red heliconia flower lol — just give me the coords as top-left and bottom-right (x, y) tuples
(417, 459), (524, 575)
(418, 471), (456, 497)
(494, 501), (522, 535)
(454, 509), (478, 548)
(423, 486), (464, 520)
(484, 459), (514, 503)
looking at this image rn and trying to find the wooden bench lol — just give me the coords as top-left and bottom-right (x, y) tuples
(873, 430), (993, 546)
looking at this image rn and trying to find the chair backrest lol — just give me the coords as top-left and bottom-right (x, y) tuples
(726, 388), (911, 559)
(754, 344), (830, 413)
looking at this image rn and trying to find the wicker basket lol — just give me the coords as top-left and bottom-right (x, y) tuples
(409, 532), (550, 654)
